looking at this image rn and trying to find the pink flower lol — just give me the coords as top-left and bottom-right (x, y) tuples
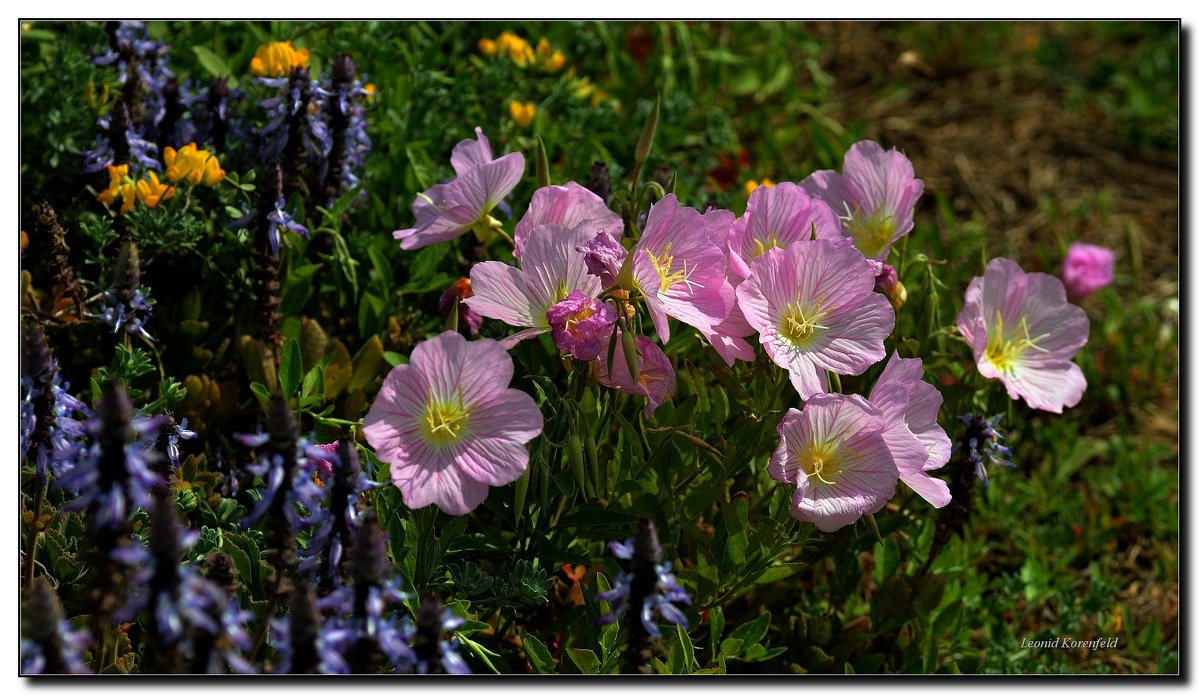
(867, 353), (952, 508)
(1062, 242), (1115, 302)
(769, 394), (898, 532)
(546, 291), (618, 361)
(311, 441), (339, 482)
(363, 332), (543, 515)
(514, 181), (623, 261)
(631, 195), (735, 343)
(393, 127), (524, 250)
(593, 331), (676, 417)
(736, 239), (895, 399)
(465, 223), (602, 349)
(800, 140), (924, 261)
(726, 182), (842, 282)
(957, 258), (1090, 413)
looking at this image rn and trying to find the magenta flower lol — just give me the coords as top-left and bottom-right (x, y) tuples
(726, 182), (842, 282)
(631, 195), (735, 343)
(736, 240), (895, 399)
(868, 353), (952, 508)
(393, 127), (524, 250)
(957, 258), (1090, 413)
(514, 181), (623, 261)
(1062, 242), (1115, 302)
(546, 291), (618, 361)
(578, 230), (627, 287)
(769, 394), (898, 532)
(311, 441), (339, 482)
(465, 223), (602, 348)
(593, 331), (676, 418)
(800, 140), (924, 261)
(363, 332), (543, 515)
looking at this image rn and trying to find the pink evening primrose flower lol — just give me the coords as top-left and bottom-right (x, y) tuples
(867, 353), (952, 508)
(736, 239), (895, 399)
(957, 257), (1090, 413)
(1061, 242), (1115, 302)
(632, 194), (735, 344)
(363, 331), (543, 515)
(769, 393), (899, 532)
(696, 207), (757, 365)
(726, 182), (843, 282)
(546, 291), (618, 361)
(465, 223), (602, 349)
(513, 181), (623, 261)
(593, 330), (676, 418)
(393, 127), (525, 251)
(799, 140), (924, 262)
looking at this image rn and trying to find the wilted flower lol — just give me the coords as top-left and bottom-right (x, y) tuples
(250, 40), (310, 77)
(769, 394), (898, 532)
(363, 332), (544, 515)
(868, 353), (952, 508)
(546, 291), (618, 361)
(514, 181), (623, 261)
(801, 140), (924, 261)
(578, 230), (626, 286)
(736, 239), (895, 399)
(440, 278), (483, 336)
(593, 330), (676, 417)
(393, 127), (524, 250)
(466, 223), (603, 348)
(1062, 242), (1115, 302)
(631, 194), (736, 343)
(957, 258), (1090, 413)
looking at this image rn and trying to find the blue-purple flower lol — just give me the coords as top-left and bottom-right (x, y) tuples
(91, 287), (155, 341)
(595, 522), (692, 638)
(954, 414), (1014, 488)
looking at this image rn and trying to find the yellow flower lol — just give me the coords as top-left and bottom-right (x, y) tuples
(97, 164), (137, 214)
(163, 143), (224, 187)
(497, 31), (535, 66)
(534, 38), (565, 72)
(478, 38), (498, 56)
(743, 178), (776, 196)
(509, 100), (537, 128)
(250, 41), (310, 77)
(135, 171), (175, 208)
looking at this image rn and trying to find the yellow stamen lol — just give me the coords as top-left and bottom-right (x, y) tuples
(779, 297), (829, 348)
(797, 441), (842, 486)
(421, 391), (471, 447)
(644, 243), (701, 294)
(840, 202), (897, 259)
(982, 311), (1050, 375)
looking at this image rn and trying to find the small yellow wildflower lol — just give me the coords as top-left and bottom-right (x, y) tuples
(250, 41), (310, 77)
(477, 37), (498, 56)
(534, 37), (566, 72)
(363, 83), (377, 98)
(743, 178), (776, 196)
(163, 143), (224, 186)
(509, 100), (537, 128)
(97, 164), (137, 214)
(496, 31), (535, 66)
(135, 171), (175, 208)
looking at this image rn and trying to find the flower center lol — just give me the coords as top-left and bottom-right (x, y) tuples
(779, 299), (829, 348)
(563, 304), (595, 336)
(983, 311), (1049, 375)
(645, 243), (700, 294)
(797, 441), (842, 486)
(751, 231), (782, 258)
(842, 203), (897, 259)
(421, 392), (470, 447)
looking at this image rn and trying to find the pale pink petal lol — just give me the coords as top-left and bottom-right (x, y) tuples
(497, 328), (549, 350)
(408, 332), (513, 405)
(906, 381), (952, 470)
(798, 170), (857, 222)
(1000, 359), (1087, 414)
(806, 292), (894, 375)
(444, 152), (525, 217)
(392, 447), (489, 516)
(520, 223), (603, 319)
(841, 140), (923, 239)
(728, 183), (842, 279)
(450, 126), (494, 175)
(593, 332), (676, 417)
(466, 261), (540, 328)
(452, 391), (541, 485)
(513, 182), (623, 260)
(394, 205), (479, 250)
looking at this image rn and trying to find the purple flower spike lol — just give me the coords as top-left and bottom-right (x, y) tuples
(546, 291), (618, 361)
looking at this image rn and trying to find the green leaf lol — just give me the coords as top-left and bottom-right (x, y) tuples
(192, 45), (231, 77)
(278, 338), (302, 398)
(729, 610), (771, 648)
(521, 633), (556, 674)
(566, 648), (601, 674)
(457, 633), (502, 674)
(249, 381), (271, 412)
